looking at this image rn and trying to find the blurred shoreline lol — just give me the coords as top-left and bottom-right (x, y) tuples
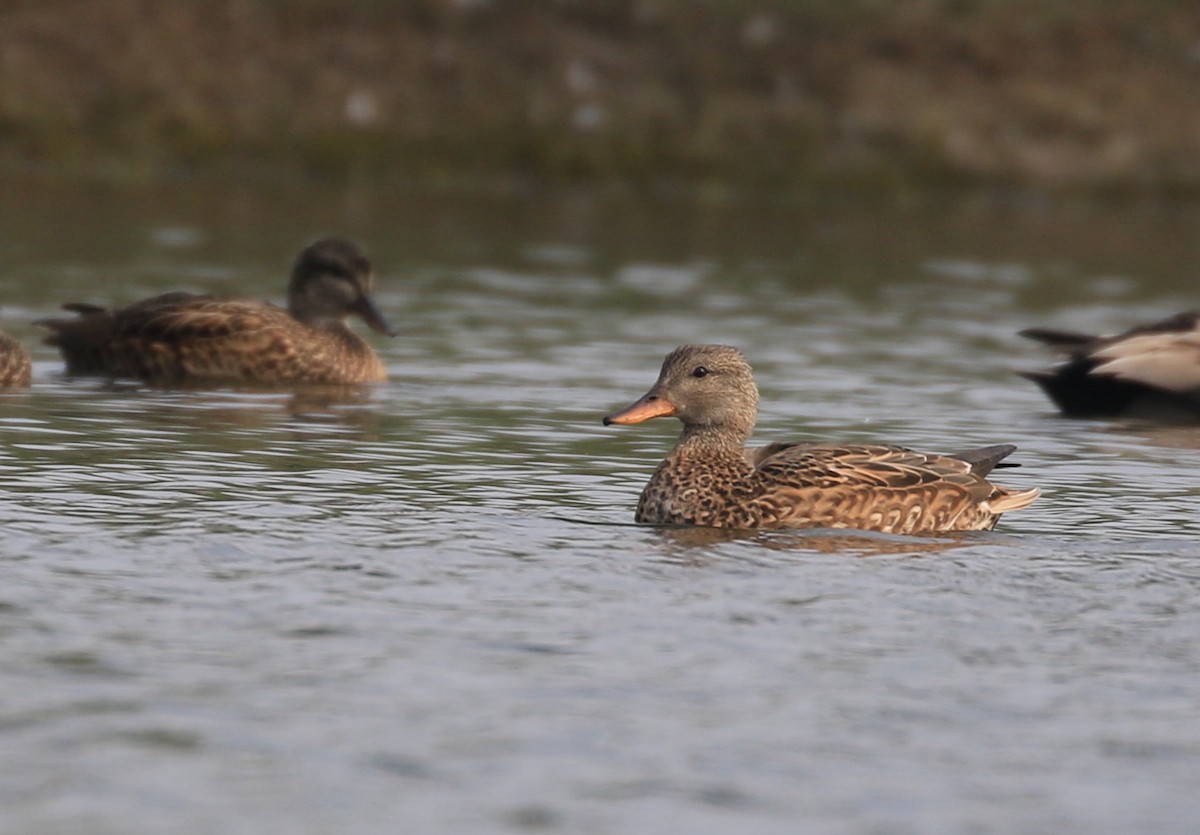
(3, 1), (1199, 194)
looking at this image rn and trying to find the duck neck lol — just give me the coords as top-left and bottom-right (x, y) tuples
(674, 422), (749, 459)
(289, 302), (348, 332)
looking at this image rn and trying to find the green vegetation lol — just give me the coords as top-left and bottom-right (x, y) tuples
(2, 0), (1198, 191)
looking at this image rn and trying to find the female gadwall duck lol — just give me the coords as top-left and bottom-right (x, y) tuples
(604, 344), (1039, 534)
(1020, 312), (1200, 419)
(0, 329), (31, 387)
(38, 237), (396, 386)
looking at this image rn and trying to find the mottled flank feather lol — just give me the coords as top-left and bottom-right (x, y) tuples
(0, 329), (31, 387)
(604, 344), (1039, 535)
(1020, 311), (1200, 419)
(37, 238), (396, 386)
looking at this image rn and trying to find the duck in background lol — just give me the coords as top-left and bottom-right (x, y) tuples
(1019, 312), (1200, 420)
(0, 328), (31, 387)
(604, 344), (1039, 535)
(38, 237), (397, 387)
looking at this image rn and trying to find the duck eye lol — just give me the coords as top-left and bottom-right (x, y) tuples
(691, 366), (709, 378)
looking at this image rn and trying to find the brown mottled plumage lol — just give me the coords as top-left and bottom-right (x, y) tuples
(37, 238), (396, 386)
(604, 345), (1040, 534)
(1020, 312), (1200, 419)
(0, 328), (31, 387)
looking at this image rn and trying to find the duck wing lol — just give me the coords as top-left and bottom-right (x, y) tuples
(756, 443), (979, 489)
(38, 292), (208, 373)
(40, 294), (302, 380)
(40, 292), (209, 344)
(109, 295), (287, 342)
(750, 443), (1034, 532)
(744, 441), (814, 467)
(1087, 327), (1200, 394)
(111, 298), (307, 381)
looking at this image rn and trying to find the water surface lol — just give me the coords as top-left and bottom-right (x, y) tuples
(2, 180), (1200, 834)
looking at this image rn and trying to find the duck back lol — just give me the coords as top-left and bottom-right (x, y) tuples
(40, 293), (386, 385)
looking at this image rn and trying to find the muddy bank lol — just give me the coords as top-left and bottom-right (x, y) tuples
(2, 1), (1198, 191)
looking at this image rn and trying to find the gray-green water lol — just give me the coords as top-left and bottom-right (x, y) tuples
(2, 180), (1200, 834)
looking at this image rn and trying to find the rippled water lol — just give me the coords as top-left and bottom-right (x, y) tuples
(2, 180), (1200, 834)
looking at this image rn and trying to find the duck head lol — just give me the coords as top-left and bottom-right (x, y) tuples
(604, 344), (759, 441)
(287, 238), (398, 335)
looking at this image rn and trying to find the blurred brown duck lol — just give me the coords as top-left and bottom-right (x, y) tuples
(0, 328), (31, 387)
(604, 344), (1039, 534)
(38, 237), (396, 386)
(1020, 312), (1200, 419)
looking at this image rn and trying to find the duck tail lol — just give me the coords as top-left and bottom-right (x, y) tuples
(1018, 327), (1097, 351)
(982, 486), (1041, 515)
(952, 444), (1017, 476)
(34, 303), (109, 347)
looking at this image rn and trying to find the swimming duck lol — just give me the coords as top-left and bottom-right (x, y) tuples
(38, 237), (396, 386)
(604, 344), (1039, 534)
(1019, 313), (1200, 419)
(0, 329), (31, 387)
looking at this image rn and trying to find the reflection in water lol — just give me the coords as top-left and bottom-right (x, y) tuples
(647, 524), (981, 559)
(23, 378), (389, 432)
(1101, 421), (1200, 450)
